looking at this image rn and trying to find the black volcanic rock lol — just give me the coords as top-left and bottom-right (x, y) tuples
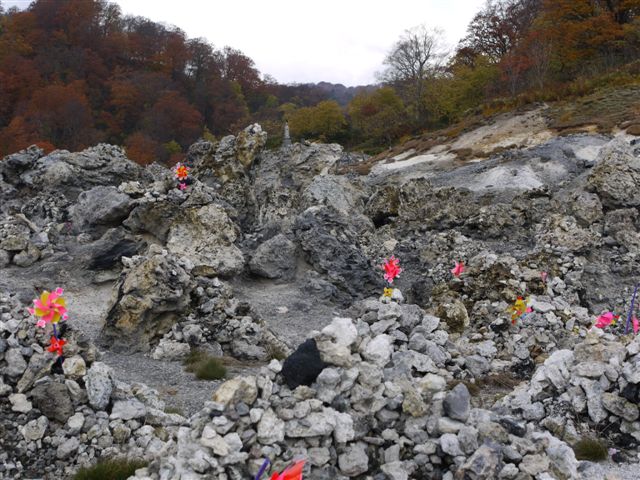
(281, 339), (327, 389)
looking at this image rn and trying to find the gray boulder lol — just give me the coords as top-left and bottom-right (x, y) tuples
(101, 246), (193, 351)
(72, 186), (133, 230)
(249, 234), (297, 279)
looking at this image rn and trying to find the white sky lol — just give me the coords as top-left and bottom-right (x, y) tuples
(3, 0), (486, 86)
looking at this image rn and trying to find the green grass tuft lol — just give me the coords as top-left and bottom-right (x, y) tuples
(572, 438), (608, 461)
(195, 358), (227, 380)
(163, 406), (184, 416)
(73, 458), (147, 480)
(183, 349), (226, 380)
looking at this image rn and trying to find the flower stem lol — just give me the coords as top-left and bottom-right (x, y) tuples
(53, 323), (58, 339)
(625, 283), (639, 334)
(254, 459), (270, 480)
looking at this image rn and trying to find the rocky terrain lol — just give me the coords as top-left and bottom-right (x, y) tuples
(1, 114), (640, 479)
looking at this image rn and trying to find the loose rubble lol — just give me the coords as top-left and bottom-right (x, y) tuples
(1, 123), (640, 479)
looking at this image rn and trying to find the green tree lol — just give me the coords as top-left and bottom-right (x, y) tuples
(348, 87), (407, 146)
(288, 100), (347, 142)
(379, 25), (448, 126)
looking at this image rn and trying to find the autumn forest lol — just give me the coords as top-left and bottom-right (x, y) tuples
(0, 0), (639, 163)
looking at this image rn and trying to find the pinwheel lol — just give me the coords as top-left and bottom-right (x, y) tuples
(509, 296), (532, 324)
(28, 288), (68, 328)
(451, 261), (465, 277)
(254, 459), (305, 480)
(624, 284), (639, 334)
(270, 460), (305, 480)
(382, 256), (402, 284)
(27, 288), (69, 360)
(173, 162), (190, 180)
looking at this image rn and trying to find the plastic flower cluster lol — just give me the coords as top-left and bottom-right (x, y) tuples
(172, 162), (190, 190)
(382, 256), (402, 283)
(27, 288), (69, 358)
(451, 261), (465, 277)
(255, 459), (305, 480)
(509, 296), (532, 325)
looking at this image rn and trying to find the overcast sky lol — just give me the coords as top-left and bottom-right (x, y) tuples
(3, 0), (486, 86)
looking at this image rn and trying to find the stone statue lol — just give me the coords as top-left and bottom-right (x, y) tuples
(282, 120), (291, 148)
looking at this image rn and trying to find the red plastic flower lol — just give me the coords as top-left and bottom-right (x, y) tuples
(48, 336), (66, 356)
(173, 162), (190, 180)
(28, 288), (68, 328)
(382, 256), (402, 283)
(451, 261), (465, 277)
(270, 460), (305, 480)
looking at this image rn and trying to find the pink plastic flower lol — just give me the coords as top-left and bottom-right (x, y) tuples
(178, 182), (187, 190)
(27, 288), (68, 327)
(633, 317), (639, 334)
(595, 312), (618, 329)
(382, 256), (402, 283)
(451, 261), (465, 277)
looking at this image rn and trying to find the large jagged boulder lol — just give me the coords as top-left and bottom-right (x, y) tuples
(588, 139), (640, 208)
(166, 203), (244, 277)
(71, 186), (134, 230)
(293, 206), (381, 300)
(249, 234), (297, 279)
(17, 144), (141, 196)
(253, 143), (345, 230)
(101, 246), (193, 351)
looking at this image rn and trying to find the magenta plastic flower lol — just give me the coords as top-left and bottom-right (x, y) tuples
(451, 261), (465, 277)
(382, 256), (402, 283)
(595, 312), (618, 329)
(178, 182), (187, 190)
(28, 288), (68, 328)
(633, 317), (639, 334)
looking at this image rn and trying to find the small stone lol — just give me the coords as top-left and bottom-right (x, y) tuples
(338, 442), (369, 476)
(362, 334), (393, 367)
(56, 437), (80, 459)
(5, 348), (27, 377)
(21, 416), (48, 441)
(85, 362), (114, 410)
(66, 412), (85, 434)
(212, 376), (258, 406)
(110, 399), (147, 420)
(440, 433), (463, 456)
(9, 393), (32, 413)
(519, 454), (550, 476)
(443, 383), (470, 422)
(257, 409), (284, 444)
(62, 355), (86, 379)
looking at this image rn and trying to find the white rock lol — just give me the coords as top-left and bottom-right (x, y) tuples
(362, 335), (393, 367)
(9, 393), (31, 413)
(21, 416), (48, 441)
